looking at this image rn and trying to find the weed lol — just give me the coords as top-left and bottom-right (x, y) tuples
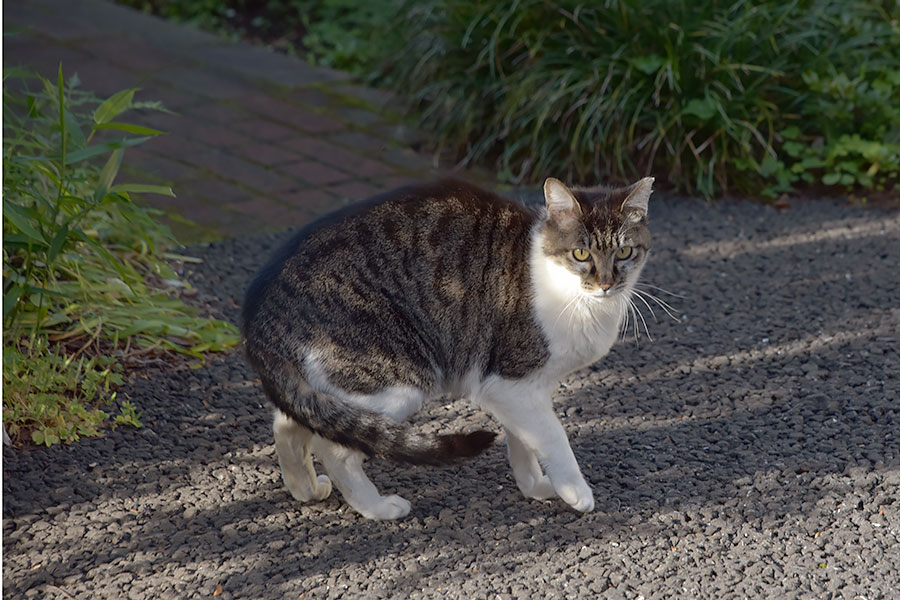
(2, 67), (240, 445)
(113, 400), (142, 429)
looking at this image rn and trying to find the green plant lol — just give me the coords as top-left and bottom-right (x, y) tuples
(3, 344), (123, 445)
(114, 400), (143, 429)
(749, 58), (900, 197)
(372, 0), (900, 197)
(3, 67), (240, 445)
(300, 0), (399, 72)
(116, 0), (401, 66)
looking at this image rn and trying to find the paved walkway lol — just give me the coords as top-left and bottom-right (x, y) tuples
(5, 0), (469, 241)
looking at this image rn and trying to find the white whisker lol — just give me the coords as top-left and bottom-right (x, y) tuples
(631, 289), (659, 322)
(633, 288), (680, 321)
(626, 298), (640, 345)
(552, 293), (582, 330)
(635, 282), (686, 299)
(568, 295), (584, 332)
(630, 295), (654, 342)
(619, 299), (631, 340)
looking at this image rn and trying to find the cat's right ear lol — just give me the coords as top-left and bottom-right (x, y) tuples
(543, 178), (582, 225)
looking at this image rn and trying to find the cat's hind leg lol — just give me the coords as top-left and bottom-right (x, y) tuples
(272, 410), (332, 502)
(506, 428), (556, 501)
(311, 436), (411, 520)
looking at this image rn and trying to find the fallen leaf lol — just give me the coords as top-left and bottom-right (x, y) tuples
(214, 583), (223, 596)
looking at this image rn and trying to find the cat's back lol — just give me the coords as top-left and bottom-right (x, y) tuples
(242, 180), (535, 326)
(297, 179), (534, 257)
(242, 180), (547, 384)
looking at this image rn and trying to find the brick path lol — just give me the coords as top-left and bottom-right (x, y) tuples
(5, 0), (473, 241)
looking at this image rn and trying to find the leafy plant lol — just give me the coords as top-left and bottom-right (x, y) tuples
(116, 0), (401, 65)
(299, 0), (399, 71)
(3, 344), (122, 446)
(3, 67), (240, 446)
(749, 59), (900, 197)
(113, 0), (900, 198)
(372, 0), (900, 197)
(114, 400), (143, 429)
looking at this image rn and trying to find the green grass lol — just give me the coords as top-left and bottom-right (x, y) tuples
(112, 0), (899, 198)
(3, 67), (240, 446)
(374, 0), (900, 198)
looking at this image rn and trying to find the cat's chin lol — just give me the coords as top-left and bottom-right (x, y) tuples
(587, 289), (623, 300)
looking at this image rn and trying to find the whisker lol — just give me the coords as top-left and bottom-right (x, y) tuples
(566, 295), (583, 333)
(626, 298), (640, 345)
(552, 293), (582, 329)
(633, 288), (677, 316)
(619, 299), (631, 340)
(635, 282), (686, 299)
(633, 288), (680, 321)
(631, 301), (641, 344)
(630, 296), (654, 342)
(631, 290), (659, 322)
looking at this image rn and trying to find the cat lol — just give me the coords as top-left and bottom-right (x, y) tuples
(241, 176), (654, 519)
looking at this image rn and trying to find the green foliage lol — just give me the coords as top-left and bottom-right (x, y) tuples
(3, 344), (122, 446)
(748, 63), (900, 197)
(3, 67), (240, 446)
(299, 0), (399, 71)
(373, 0), (900, 197)
(116, 0), (399, 66)
(114, 0), (900, 198)
(113, 400), (143, 429)
(123, 0), (242, 32)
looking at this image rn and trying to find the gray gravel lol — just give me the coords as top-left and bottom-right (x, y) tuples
(3, 191), (899, 599)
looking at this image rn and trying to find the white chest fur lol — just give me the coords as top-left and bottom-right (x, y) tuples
(528, 228), (626, 377)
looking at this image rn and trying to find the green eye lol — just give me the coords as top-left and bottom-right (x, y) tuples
(615, 246), (633, 260)
(572, 248), (590, 261)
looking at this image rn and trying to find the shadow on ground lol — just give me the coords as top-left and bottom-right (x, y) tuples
(4, 193), (899, 599)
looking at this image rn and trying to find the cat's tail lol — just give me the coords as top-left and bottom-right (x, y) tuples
(254, 361), (496, 466)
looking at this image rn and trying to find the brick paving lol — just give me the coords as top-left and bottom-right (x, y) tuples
(4, 0), (474, 241)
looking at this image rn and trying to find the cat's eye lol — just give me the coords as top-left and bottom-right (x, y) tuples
(615, 246), (633, 260)
(572, 248), (590, 261)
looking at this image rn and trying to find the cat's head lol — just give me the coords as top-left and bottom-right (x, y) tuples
(539, 177), (653, 299)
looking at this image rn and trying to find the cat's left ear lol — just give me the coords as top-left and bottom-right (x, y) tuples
(621, 177), (655, 218)
(544, 178), (582, 225)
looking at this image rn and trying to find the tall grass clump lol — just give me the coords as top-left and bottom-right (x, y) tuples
(376, 0), (900, 197)
(3, 67), (240, 446)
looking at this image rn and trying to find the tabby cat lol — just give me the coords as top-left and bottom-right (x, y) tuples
(242, 177), (654, 519)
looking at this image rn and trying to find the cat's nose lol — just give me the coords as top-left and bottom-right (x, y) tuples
(598, 283), (612, 291)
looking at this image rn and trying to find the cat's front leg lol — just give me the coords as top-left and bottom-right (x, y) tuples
(506, 429), (555, 500)
(486, 393), (594, 513)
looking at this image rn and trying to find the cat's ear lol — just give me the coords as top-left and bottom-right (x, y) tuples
(621, 177), (654, 217)
(543, 178), (582, 224)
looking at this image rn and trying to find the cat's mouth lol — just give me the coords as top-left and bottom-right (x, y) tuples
(587, 288), (622, 299)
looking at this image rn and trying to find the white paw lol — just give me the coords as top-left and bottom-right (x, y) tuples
(358, 494), (411, 520)
(285, 474), (332, 503)
(310, 474), (332, 501)
(557, 480), (595, 513)
(518, 474), (556, 501)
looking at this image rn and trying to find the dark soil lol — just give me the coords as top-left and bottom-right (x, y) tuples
(4, 191), (899, 599)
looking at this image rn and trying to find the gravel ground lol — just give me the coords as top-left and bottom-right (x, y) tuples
(3, 190), (899, 599)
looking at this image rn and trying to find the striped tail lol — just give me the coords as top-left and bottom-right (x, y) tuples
(253, 359), (496, 466)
